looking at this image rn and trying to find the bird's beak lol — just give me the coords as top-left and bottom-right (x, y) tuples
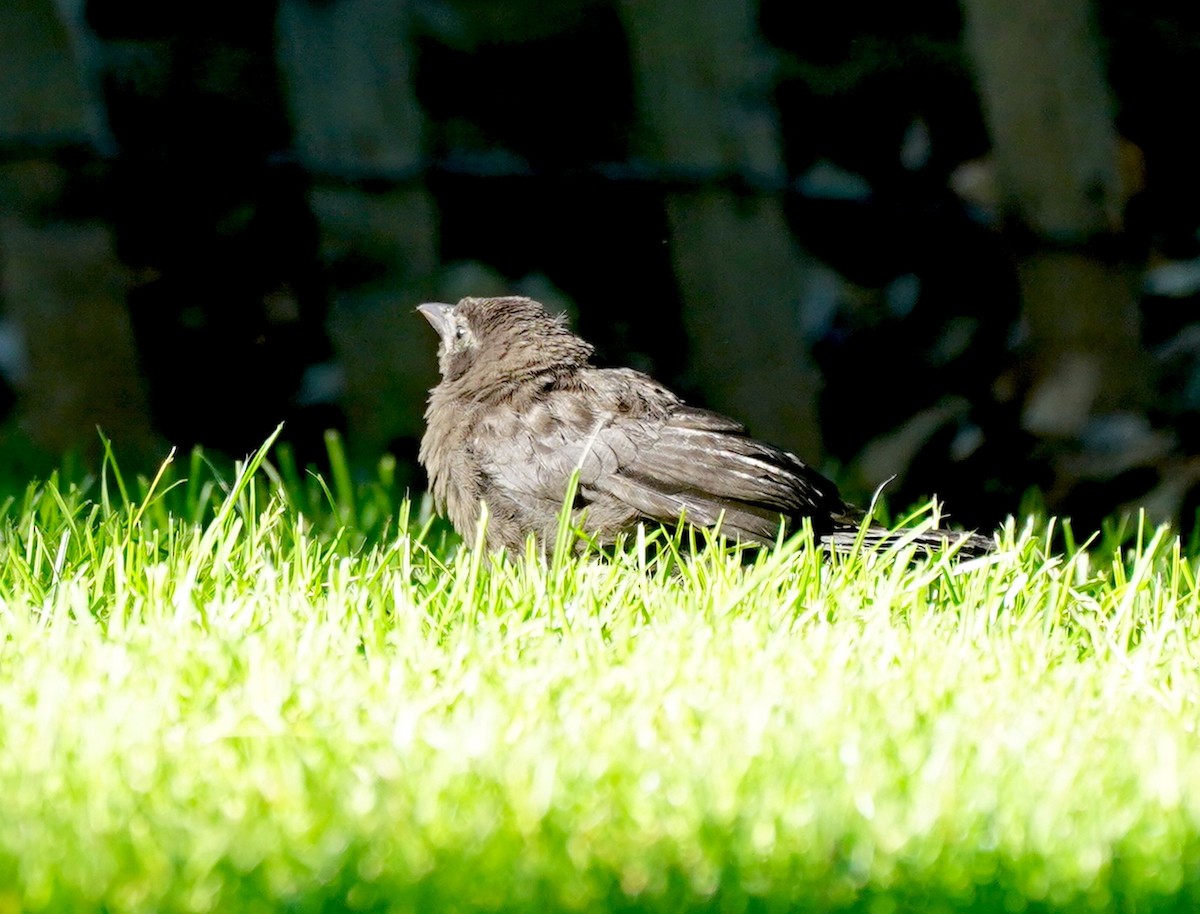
(417, 302), (455, 338)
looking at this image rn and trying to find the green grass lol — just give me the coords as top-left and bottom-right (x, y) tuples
(3, 431), (1200, 912)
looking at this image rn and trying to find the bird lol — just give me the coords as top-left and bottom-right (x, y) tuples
(418, 295), (993, 558)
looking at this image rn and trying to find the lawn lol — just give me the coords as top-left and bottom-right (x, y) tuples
(2, 433), (1200, 912)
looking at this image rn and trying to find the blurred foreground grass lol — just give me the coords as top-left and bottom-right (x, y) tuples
(2, 431), (1200, 912)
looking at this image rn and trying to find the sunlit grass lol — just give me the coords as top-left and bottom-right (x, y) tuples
(2, 431), (1200, 911)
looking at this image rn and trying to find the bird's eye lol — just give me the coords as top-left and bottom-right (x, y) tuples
(454, 325), (465, 340)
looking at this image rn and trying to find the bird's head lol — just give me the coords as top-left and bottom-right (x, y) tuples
(417, 296), (593, 392)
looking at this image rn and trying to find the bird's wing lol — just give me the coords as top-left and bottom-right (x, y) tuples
(474, 371), (841, 543)
(588, 403), (842, 542)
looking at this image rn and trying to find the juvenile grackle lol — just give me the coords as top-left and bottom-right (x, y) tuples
(418, 296), (993, 557)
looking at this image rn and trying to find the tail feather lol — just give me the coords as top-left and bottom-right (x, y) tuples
(820, 525), (994, 558)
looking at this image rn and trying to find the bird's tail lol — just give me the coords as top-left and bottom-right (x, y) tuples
(820, 525), (995, 558)
(818, 481), (994, 558)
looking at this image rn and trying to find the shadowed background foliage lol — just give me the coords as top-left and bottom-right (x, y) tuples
(1, 0), (1198, 535)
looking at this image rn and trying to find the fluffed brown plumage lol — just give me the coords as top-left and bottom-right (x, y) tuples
(418, 295), (993, 557)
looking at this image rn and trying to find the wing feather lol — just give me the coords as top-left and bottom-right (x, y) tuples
(474, 372), (838, 545)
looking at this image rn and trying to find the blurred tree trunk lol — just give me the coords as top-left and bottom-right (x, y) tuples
(961, 0), (1148, 438)
(616, 0), (824, 461)
(276, 0), (439, 461)
(0, 0), (154, 457)
(0, 0), (102, 147)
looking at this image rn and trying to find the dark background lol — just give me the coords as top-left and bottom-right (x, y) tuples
(2, 0), (1198, 535)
